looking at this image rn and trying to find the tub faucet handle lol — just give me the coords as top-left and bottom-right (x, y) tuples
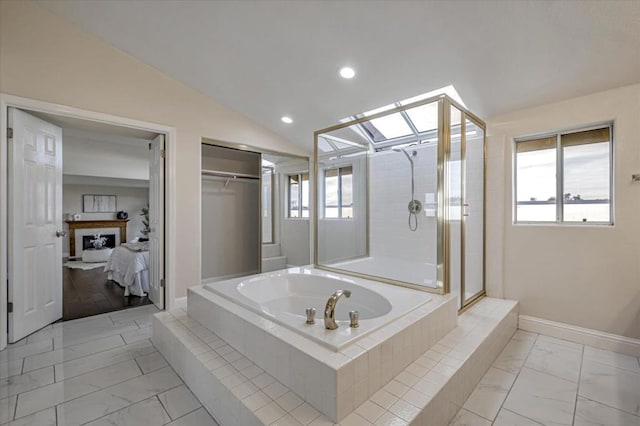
(305, 307), (316, 324)
(349, 311), (359, 328)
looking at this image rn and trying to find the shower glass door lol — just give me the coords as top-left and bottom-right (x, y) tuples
(448, 106), (463, 306)
(463, 118), (485, 306)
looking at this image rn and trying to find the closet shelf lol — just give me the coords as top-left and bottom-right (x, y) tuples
(201, 169), (260, 180)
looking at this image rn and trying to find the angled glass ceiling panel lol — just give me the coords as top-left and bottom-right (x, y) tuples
(405, 101), (438, 133)
(362, 113), (413, 142)
(318, 137), (334, 153)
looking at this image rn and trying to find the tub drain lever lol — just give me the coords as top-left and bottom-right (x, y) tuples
(305, 308), (316, 324)
(349, 311), (359, 328)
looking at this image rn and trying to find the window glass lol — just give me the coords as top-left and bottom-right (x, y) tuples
(405, 102), (439, 133)
(324, 169), (339, 218)
(361, 113), (413, 142)
(341, 167), (353, 218)
(516, 138), (557, 222)
(562, 128), (611, 222)
(289, 174), (300, 218)
(324, 167), (354, 218)
(514, 126), (612, 224)
(301, 173), (310, 218)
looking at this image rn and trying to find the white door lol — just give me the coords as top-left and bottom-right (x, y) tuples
(148, 134), (165, 309)
(8, 108), (63, 342)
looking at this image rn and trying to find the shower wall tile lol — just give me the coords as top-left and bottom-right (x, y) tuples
(369, 145), (438, 267)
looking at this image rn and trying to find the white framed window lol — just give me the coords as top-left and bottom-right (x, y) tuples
(288, 173), (309, 218)
(514, 124), (613, 225)
(324, 166), (353, 219)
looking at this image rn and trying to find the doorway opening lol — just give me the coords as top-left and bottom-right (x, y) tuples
(2, 99), (169, 345)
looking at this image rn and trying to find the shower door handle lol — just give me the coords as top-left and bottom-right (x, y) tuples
(463, 204), (469, 217)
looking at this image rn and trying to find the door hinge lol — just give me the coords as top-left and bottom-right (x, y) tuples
(7, 128), (13, 139)
(7, 302), (13, 313)
(160, 149), (166, 159)
(160, 278), (165, 288)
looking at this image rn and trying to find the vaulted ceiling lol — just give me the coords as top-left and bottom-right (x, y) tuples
(37, 0), (640, 151)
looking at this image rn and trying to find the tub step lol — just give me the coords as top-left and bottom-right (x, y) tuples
(261, 243), (281, 258)
(153, 298), (518, 425)
(261, 255), (287, 272)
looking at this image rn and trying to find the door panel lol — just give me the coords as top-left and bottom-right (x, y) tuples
(9, 108), (63, 342)
(462, 119), (485, 305)
(148, 134), (165, 309)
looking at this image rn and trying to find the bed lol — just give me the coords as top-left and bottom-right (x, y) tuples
(104, 243), (150, 297)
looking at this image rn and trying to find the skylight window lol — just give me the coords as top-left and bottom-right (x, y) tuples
(405, 102), (439, 133)
(399, 85), (466, 108)
(361, 113), (413, 142)
(317, 137), (333, 153)
(329, 85), (465, 151)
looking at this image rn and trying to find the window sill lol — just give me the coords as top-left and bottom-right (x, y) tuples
(513, 222), (614, 227)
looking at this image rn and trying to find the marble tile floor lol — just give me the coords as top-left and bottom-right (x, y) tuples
(450, 330), (640, 426)
(0, 304), (219, 426)
(3, 303), (638, 426)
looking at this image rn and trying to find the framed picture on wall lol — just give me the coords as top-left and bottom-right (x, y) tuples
(82, 194), (117, 213)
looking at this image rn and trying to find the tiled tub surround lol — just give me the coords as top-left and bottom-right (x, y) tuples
(153, 298), (518, 425)
(188, 279), (457, 422)
(202, 267), (434, 350)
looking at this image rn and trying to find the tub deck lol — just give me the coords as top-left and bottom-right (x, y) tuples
(153, 298), (518, 425)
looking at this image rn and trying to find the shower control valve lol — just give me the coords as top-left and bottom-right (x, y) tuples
(408, 200), (422, 214)
(305, 308), (316, 324)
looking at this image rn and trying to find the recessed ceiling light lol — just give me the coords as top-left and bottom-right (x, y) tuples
(281, 116), (293, 124)
(339, 66), (356, 79)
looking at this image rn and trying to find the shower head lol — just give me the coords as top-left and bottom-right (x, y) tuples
(392, 147), (417, 164)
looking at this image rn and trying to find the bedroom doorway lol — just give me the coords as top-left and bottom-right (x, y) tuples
(3, 100), (168, 343)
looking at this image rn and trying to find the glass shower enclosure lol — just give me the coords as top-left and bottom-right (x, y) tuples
(314, 94), (486, 310)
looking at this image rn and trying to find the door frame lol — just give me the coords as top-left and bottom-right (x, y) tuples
(0, 94), (177, 350)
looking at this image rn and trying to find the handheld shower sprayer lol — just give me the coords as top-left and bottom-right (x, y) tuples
(393, 147), (421, 231)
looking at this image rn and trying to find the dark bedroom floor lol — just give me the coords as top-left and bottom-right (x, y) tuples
(62, 265), (151, 321)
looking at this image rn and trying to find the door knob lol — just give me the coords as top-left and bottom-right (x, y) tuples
(55, 230), (67, 237)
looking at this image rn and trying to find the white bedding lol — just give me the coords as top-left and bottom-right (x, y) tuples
(104, 246), (150, 297)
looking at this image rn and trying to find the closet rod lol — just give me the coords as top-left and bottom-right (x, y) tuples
(201, 169), (260, 180)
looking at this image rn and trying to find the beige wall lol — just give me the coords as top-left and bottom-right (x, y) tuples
(487, 83), (640, 339)
(0, 1), (309, 298)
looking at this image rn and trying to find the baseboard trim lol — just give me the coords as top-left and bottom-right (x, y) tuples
(519, 315), (640, 357)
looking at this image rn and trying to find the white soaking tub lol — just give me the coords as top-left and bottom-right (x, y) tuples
(203, 266), (430, 350)
(190, 267), (458, 421)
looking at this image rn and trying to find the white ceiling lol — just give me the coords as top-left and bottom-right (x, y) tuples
(37, 0), (640, 150)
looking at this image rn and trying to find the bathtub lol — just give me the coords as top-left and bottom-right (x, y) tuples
(330, 256), (437, 288)
(203, 266), (431, 350)
(191, 267), (457, 421)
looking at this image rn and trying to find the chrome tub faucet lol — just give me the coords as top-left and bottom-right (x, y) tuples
(324, 289), (351, 330)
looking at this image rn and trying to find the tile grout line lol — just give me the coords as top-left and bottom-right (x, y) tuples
(571, 343), (585, 425)
(12, 391), (19, 422)
(516, 334), (585, 385)
(10, 356), (154, 422)
(162, 405), (209, 425)
(575, 394), (640, 420)
(55, 375), (185, 426)
(499, 408), (545, 426)
(19, 337), (133, 378)
(487, 332), (539, 424)
(150, 395), (173, 425)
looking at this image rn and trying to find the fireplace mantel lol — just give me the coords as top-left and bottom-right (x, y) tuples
(65, 220), (128, 257)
